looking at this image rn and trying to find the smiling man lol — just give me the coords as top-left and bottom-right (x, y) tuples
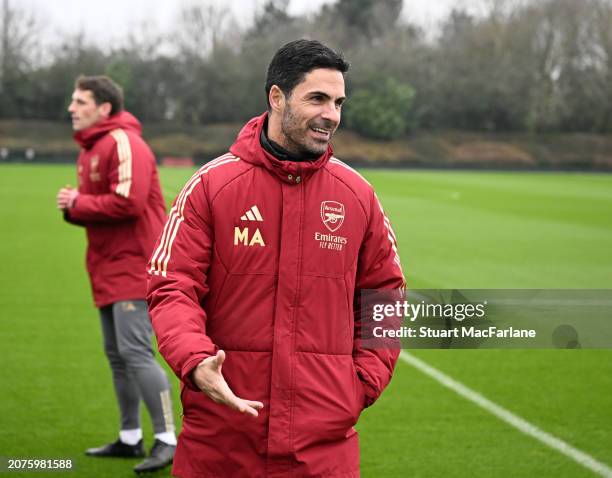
(56, 75), (176, 474)
(147, 39), (405, 478)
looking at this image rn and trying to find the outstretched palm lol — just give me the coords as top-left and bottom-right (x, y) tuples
(192, 350), (264, 418)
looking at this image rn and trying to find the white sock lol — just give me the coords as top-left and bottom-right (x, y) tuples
(154, 431), (177, 446)
(119, 428), (142, 445)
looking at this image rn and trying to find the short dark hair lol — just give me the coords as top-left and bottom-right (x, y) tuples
(75, 75), (124, 115)
(265, 39), (349, 108)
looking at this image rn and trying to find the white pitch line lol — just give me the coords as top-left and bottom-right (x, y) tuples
(399, 351), (612, 478)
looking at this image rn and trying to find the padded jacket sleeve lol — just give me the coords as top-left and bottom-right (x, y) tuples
(146, 171), (217, 391)
(353, 189), (406, 407)
(67, 133), (153, 222)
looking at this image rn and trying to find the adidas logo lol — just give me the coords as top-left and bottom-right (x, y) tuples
(121, 302), (137, 312)
(240, 205), (263, 222)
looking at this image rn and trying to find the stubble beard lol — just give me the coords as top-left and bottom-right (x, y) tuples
(280, 104), (330, 157)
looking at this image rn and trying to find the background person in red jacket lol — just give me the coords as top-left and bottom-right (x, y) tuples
(56, 75), (176, 474)
(147, 40), (406, 478)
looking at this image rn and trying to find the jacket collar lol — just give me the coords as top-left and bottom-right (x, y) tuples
(73, 111), (142, 150)
(229, 112), (333, 185)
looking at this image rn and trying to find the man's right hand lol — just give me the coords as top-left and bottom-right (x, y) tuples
(56, 186), (79, 210)
(191, 350), (264, 418)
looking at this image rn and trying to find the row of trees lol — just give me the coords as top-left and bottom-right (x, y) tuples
(2, 0), (612, 138)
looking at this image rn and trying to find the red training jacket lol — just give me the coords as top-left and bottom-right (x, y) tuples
(147, 113), (405, 478)
(65, 111), (166, 308)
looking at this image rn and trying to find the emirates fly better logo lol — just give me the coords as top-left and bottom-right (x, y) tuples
(321, 201), (345, 232)
(317, 201), (348, 251)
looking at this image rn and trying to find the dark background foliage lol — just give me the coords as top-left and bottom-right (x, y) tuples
(3, 0), (612, 138)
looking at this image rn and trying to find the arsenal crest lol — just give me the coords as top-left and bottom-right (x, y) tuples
(89, 154), (100, 182)
(321, 201), (345, 232)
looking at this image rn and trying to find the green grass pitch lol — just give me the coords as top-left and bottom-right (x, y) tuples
(0, 164), (611, 477)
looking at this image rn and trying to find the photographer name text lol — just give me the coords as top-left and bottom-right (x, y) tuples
(373, 326), (536, 339)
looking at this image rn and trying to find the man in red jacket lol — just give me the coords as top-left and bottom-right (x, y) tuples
(56, 75), (176, 474)
(147, 40), (405, 478)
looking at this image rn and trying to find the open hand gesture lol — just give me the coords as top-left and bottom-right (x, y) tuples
(192, 350), (264, 418)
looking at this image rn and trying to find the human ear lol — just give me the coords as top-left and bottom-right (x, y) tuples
(269, 85), (285, 113)
(99, 102), (112, 118)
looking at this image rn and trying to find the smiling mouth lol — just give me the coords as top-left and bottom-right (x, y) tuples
(310, 126), (331, 139)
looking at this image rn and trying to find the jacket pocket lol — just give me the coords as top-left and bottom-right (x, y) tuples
(179, 382), (190, 416)
(351, 361), (366, 423)
(293, 352), (359, 452)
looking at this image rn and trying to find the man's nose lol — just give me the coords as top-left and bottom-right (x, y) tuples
(320, 101), (340, 125)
